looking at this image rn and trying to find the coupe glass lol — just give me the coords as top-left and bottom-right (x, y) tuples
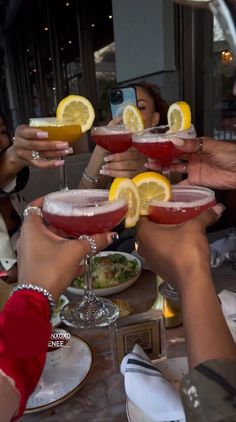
(132, 124), (196, 180)
(148, 185), (216, 296)
(29, 117), (82, 191)
(42, 189), (128, 328)
(90, 125), (133, 153)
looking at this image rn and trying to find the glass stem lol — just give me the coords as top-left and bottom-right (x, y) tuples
(161, 166), (171, 181)
(59, 158), (69, 191)
(83, 255), (96, 302)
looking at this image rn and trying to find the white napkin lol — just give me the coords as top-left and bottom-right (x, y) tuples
(218, 290), (236, 342)
(0, 215), (17, 271)
(121, 344), (185, 422)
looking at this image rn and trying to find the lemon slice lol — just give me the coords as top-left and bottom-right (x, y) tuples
(132, 172), (171, 215)
(167, 101), (191, 132)
(56, 95), (95, 132)
(123, 104), (144, 132)
(109, 178), (140, 228)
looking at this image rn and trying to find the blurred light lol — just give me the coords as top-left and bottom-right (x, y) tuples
(108, 15), (112, 19)
(52, 87), (56, 90)
(221, 49), (233, 63)
(65, 2), (70, 6)
(26, 49), (30, 53)
(61, 47), (64, 51)
(33, 69), (37, 73)
(44, 27), (48, 31)
(68, 40), (72, 44)
(91, 23), (95, 27)
(48, 57), (52, 61)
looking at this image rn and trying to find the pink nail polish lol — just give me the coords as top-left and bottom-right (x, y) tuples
(36, 131), (48, 139)
(54, 160), (65, 167)
(56, 142), (69, 149)
(104, 155), (113, 162)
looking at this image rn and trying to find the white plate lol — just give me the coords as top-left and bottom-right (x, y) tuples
(51, 294), (69, 328)
(25, 335), (93, 413)
(67, 251), (142, 297)
(126, 357), (188, 422)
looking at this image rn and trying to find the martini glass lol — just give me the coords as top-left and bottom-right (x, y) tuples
(29, 117), (82, 191)
(91, 125), (133, 153)
(42, 189), (128, 328)
(132, 124), (196, 180)
(148, 185), (216, 299)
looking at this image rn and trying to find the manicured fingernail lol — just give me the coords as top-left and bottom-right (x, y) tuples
(100, 169), (110, 175)
(56, 142), (69, 149)
(104, 155), (113, 162)
(144, 163), (150, 168)
(171, 137), (184, 146)
(54, 160), (65, 167)
(111, 233), (119, 241)
(36, 131), (48, 139)
(63, 147), (73, 155)
(213, 203), (226, 215)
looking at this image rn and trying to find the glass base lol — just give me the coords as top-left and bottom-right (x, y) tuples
(60, 297), (120, 328)
(159, 281), (180, 302)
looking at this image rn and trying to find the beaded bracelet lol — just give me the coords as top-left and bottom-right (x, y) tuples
(10, 283), (56, 317)
(82, 167), (102, 184)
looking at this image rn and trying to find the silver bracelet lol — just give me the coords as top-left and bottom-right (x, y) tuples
(10, 283), (56, 317)
(82, 167), (102, 184)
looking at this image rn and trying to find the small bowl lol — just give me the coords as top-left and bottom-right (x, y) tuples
(45, 329), (71, 367)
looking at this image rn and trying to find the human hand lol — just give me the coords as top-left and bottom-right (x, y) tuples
(14, 125), (72, 169)
(146, 137), (236, 189)
(100, 147), (147, 178)
(17, 198), (116, 299)
(136, 203), (224, 291)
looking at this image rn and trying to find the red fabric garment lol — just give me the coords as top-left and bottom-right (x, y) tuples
(0, 290), (52, 419)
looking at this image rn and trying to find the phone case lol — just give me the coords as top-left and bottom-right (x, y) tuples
(109, 87), (137, 118)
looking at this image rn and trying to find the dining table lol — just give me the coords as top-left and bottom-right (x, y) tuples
(20, 240), (236, 422)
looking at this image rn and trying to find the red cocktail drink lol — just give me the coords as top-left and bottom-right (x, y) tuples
(43, 190), (128, 236)
(91, 125), (132, 153)
(148, 186), (216, 225)
(133, 138), (182, 167)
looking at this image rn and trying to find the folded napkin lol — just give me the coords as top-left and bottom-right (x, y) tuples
(121, 344), (185, 422)
(218, 290), (236, 342)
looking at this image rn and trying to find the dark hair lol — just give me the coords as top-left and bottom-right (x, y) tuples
(0, 109), (11, 147)
(132, 81), (169, 125)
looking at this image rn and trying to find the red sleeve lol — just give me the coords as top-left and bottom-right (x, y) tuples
(0, 290), (52, 419)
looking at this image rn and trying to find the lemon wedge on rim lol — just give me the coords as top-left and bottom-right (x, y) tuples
(56, 95), (95, 132)
(167, 101), (191, 132)
(123, 104), (144, 132)
(109, 177), (140, 228)
(132, 172), (171, 215)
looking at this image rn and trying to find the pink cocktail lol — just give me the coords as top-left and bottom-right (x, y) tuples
(91, 125), (133, 153)
(148, 186), (216, 225)
(42, 189), (128, 328)
(43, 190), (128, 236)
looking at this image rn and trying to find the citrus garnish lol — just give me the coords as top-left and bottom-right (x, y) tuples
(109, 177), (140, 228)
(132, 172), (171, 216)
(56, 95), (95, 133)
(123, 104), (144, 132)
(167, 101), (191, 132)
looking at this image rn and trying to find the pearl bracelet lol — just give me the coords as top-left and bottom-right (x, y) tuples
(10, 283), (56, 317)
(82, 167), (102, 184)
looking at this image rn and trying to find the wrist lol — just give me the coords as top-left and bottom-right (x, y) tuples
(176, 262), (212, 297)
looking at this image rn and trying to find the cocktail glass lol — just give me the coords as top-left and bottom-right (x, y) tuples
(42, 189), (128, 328)
(90, 125), (133, 153)
(132, 124), (196, 180)
(29, 117), (82, 191)
(148, 185), (216, 298)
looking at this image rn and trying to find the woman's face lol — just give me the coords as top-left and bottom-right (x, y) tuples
(0, 115), (10, 151)
(136, 86), (160, 128)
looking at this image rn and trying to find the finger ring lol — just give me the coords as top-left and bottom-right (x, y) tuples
(32, 150), (41, 160)
(23, 205), (43, 218)
(78, 235), (97, 256)
(197, 137), (204, 153)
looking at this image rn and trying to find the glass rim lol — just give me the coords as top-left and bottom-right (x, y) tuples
(29, 117), (81, 127)
(149, 185), (215, 208)
(91, 124), (132, 134)
(43, 189), (127, 216)
(132, 124), (196, 142)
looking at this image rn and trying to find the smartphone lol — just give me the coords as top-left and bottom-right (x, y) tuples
(109, 86), (137, 118)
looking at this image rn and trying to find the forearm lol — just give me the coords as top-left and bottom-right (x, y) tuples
(0, 371), (19, 421)
(179, 266), (236, 370)
(0, 146), (25, 189)
(79, 145), (109, 189)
